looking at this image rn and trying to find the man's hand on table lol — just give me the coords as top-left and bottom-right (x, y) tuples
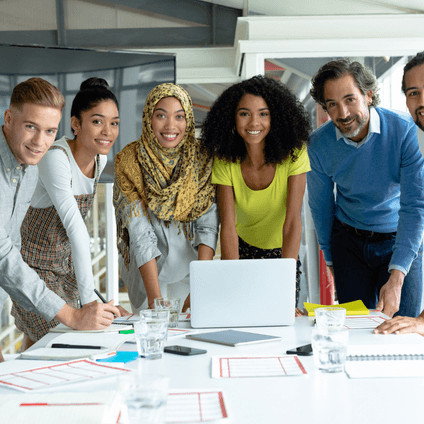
(327, 265), (338, 301)
(375, 269), (404, 318)
(374, 314), (424, 336)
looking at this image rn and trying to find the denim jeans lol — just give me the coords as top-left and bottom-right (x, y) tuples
(331, 220), (423, 318)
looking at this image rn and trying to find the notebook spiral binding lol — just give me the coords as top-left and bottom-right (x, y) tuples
(347, 354), (424, 361)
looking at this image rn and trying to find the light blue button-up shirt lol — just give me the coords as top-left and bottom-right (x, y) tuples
(0, 128), (65, 321)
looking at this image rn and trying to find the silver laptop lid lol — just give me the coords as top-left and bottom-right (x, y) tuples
(190, 258), (296, 328)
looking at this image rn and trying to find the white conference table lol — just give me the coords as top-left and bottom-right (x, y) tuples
(2, 314), (424, 424)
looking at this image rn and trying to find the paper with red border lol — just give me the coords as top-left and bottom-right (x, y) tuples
(168, 328), (194, 337)
(0, 391), (120, 424)
(0, 359), (131, 392)
(165, 390), (228, 423)
(343, 314), (387, 329)
(211, 355), (307, 378)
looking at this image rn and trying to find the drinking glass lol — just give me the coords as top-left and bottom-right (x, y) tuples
(311, 327), (349, 373)
(134, 309), (169, 359)
(154, 297), (181, 328)
(315, 307), (346, 330)
(118, 372), (169, 424)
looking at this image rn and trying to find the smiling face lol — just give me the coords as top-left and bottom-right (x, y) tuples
(323, 73), (372, 142)
(404, 63), (424, 132)
(71, 99), (119, 155)
(235, 94), (271, 148)
(3, 103), (62, 165)
(151, 96), (187, 149)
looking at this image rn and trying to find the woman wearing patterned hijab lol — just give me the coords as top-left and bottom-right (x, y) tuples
(114, 83), (218, 311)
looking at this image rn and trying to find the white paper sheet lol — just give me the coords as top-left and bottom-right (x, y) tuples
(165, 390), (228, 422)
(50, 323), (124, 333)
(0, 359), (130, 392)
(20, 332), (134, 360)
(0, 391), (118, 424)
(167, 328), (194, 337)
(211, 355), (307, 378)
(113, 314), (140, 324)
(179, 312), (191, 322)
(343, 314), (388, 329)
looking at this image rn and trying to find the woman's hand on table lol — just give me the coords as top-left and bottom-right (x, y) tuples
(182, 294), (190, 312)
(116, 305), (132, 316)
(295, 308), (304, 317)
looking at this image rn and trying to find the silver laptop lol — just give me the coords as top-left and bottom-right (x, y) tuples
(189, 258), (296, 328)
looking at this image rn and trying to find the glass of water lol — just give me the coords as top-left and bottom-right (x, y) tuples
(154, 297), (181, 328)
(315, 307), (346, 331)
(311, 327), (349, 373)
(118, 372), (169, 424)
(134, 310), (169, 359)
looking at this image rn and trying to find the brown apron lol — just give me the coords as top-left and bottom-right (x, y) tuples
(12, 146), (100, 341)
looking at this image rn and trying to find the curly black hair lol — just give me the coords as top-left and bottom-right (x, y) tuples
(200, 75), (311, 164)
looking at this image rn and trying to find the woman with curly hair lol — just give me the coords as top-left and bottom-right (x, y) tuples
(114, 83), (219, 312)
(201, 75), (311, 315)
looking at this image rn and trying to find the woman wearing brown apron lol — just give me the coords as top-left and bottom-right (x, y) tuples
(12, 77), (128, 349)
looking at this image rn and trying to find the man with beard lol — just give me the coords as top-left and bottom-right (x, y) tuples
(403, 51), (424, 156)
(307, 58), (424, 319)
(374, 52), (424, 335)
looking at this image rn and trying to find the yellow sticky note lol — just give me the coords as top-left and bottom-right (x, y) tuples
(303, 300), (369, 316)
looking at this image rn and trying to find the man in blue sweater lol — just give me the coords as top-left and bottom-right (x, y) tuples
(307, 58), (424, 319)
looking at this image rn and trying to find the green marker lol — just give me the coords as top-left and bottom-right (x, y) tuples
(119, 329), (134, 334)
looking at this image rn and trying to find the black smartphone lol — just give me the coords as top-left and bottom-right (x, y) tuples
(164, 345), (207, 356)
(286, 343), (313, 356)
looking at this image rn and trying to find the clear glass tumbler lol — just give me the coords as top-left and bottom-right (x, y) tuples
(154, 297), (181, 328)
(134, 309), (169, 359)
(311, 327), (349, 373)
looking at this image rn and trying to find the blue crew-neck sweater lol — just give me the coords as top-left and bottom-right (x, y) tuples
(307, 107), (424, 275)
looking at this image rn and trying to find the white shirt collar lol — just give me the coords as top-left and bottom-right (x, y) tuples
(335, 107), (380, 148)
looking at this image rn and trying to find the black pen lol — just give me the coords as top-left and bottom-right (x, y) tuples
(51, 343), (104, 350)
(94, 288), (107, 303)
(94, 288), (119, 318)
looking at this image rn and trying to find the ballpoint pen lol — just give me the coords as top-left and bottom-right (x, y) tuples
(51, 343), (104, 349)
(94, 288), (107, 303)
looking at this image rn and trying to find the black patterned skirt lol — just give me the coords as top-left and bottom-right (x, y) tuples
(238, 237), (301, 307)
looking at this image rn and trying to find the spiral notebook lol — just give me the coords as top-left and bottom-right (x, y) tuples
(345, 344), (424, 378)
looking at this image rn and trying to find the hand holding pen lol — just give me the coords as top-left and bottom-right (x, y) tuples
(94, 289), (132, 317)
(94, 289), (108, 304)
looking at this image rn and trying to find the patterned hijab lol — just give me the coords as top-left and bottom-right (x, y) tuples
(114, 83), (215, 267)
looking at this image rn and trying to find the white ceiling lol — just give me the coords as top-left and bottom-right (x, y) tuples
(206, 0), (424, 16)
